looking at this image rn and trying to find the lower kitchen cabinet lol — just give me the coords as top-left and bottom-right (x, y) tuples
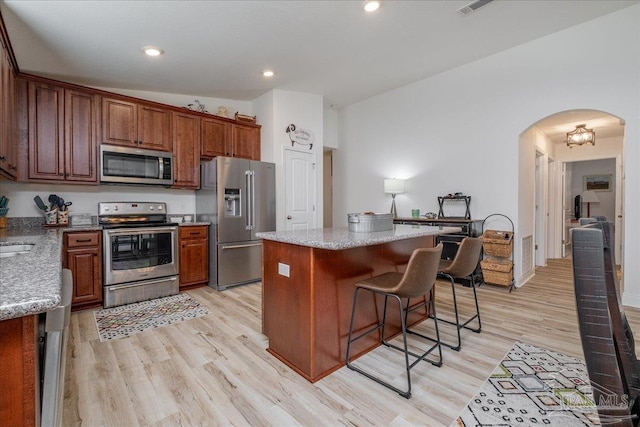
(63, 231), (102, 310)
(179, 225), (209, 289)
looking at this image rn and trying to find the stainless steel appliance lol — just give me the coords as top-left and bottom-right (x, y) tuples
(39, 269), (72, 427)
(99, 202), (179, 308)
(196, 157), (275, 290)
(100, 145), (173, 186)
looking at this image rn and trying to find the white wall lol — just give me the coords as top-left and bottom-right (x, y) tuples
(571, 158), (616, 221)
(0, 181), (195, 218)
(334, 5), (640, 305)
(253, 89), (324, 230)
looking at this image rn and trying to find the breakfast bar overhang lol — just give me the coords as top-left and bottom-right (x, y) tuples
(256, 225), (460, 382)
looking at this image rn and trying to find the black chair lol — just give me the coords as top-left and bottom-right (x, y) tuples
(345, 244), (443, 398)
(434, 237), (483, 351)
(572, 222), (640, 425)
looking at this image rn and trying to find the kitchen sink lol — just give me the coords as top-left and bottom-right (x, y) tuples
(0, 244), (35, 258)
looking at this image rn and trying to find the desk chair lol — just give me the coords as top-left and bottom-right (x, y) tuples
(345, 244), (443, 398)
(434, 237), (483, 351)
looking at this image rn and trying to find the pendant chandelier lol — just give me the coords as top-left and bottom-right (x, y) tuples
(566, 124), (595, 148)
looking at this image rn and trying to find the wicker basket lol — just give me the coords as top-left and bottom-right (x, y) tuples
(482, 269), (513, 286)
(481, 258), (513, 272)
(482, 230), (513, 257)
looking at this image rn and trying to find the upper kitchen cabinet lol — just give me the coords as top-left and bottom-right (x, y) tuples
(0, 34), (17, 179)
(172, 111), (201, 188)
(201, 116), (231, 159)
(232, 123), (261, 160)
(102, 98), (172, 152)
(27, 81), (99, 183)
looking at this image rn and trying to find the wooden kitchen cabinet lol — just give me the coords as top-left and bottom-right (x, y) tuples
(102, 97), (172, 152)
(231, 123), (260, 160)
(179, 225), (209, 289)
(63, 231), (103, 310)
(201, 116), (231, 159)
(172, 111), (201, 188)
(27, 81), (99, 183)
(0, 35), (17, 179)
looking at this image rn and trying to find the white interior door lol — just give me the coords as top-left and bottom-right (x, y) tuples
(284, 149), (316, 231)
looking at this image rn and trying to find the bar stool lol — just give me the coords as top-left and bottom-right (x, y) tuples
(345, 244), (443, 399)
(434, 236), (483, 351)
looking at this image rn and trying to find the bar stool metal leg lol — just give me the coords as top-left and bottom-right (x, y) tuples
(431, 272), (482, 351)
(346, 288), (443, 399)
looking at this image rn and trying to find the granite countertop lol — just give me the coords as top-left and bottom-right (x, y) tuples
(0, 228), (65, 321)
(256, 224), (461, 250)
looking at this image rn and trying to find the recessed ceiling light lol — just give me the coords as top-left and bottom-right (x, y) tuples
(363, 1), (381, 12)
(262, 70), (275, 77)
(143, 46), (164, 57)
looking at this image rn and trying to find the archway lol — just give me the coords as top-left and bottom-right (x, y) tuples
(517, 109), (625, 287)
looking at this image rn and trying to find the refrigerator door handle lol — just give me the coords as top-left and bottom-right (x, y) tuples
(245, 170), (252, 230)
(250, 170), (256, 230)
(221, 243), (262, 250)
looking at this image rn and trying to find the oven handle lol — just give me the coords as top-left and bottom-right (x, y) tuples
(106, 276), (178, 291)
(221, 242), (262, 250)
(105, 226), (178, 236)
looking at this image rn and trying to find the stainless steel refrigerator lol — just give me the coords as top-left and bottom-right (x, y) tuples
(196, 157), (276, 290)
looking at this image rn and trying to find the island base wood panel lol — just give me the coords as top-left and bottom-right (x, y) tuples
(0, 315), (37, 427)
(262, 236), (435, 382)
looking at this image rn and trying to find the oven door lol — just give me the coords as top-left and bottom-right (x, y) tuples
(103, 226), (178, 286)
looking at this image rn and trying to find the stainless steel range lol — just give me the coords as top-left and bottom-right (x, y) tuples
(99, 202), (179, 308)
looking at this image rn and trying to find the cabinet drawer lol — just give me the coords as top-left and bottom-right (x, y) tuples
(65, 232), (99, 247)
(179, 226), (208, 239)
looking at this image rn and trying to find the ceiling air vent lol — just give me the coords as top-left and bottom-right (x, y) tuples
(457, 0), (494, 16)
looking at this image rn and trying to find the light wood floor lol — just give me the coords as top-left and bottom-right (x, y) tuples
(62, 259), (640, 426)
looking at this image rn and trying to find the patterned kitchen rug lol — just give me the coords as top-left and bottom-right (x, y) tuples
(453, 342), (601, 427)
(94, 293), (209, 342)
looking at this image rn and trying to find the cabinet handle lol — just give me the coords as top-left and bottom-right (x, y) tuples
(9, 165), (16, 170)
(0, 156), (5, 161)
(74, 239), (92, 243)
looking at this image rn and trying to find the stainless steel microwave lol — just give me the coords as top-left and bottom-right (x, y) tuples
(100, 145), (173, 186)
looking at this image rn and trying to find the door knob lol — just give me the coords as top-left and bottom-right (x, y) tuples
(287, 216), (292, 220)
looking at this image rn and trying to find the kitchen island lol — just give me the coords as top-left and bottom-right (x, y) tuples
(0, 227), (65, 427)
(256, 224), (459, 382)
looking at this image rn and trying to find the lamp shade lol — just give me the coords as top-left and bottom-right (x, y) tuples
(581, 190), (600, 204)
(384, 179), (405, 194)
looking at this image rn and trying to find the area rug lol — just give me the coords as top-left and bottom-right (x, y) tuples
(453, 341), (600, 427)
(94, 293), (208, 342)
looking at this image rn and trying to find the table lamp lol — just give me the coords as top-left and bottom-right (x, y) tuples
(384, 179), (405, 218)
(581, 190), (599, 217)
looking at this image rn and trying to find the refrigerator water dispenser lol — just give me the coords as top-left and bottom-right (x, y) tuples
(224, 188), (241, 217)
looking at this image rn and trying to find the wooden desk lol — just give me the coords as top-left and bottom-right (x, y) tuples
(257, 225), (459, 382)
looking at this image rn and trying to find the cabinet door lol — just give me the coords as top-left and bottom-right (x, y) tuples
(179, 228), (209, 288)
(138, 104), (171, 151)
(102, 98), (137, 147)
(172, 112), (201, 188)
(28, 82), (64, 180)
(65, 89), (98, 182)
(66, 247), (102, 307)
(201, 117), (230, 159)
(231, 124), (260, 160)
(0, 46), (17, 178)
(64, 232), (102, 309)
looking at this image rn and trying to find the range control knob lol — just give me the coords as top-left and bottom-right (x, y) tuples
(149, 206), (155, 211)
(157, 205), (163, 210)
(113, 206), (119, 211)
